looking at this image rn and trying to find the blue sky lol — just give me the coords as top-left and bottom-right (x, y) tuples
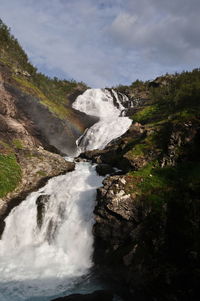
(1, 0), (200, 87)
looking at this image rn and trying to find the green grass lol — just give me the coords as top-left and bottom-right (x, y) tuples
(12, 139), (24, 150)
(129, 143), (148, 156)
(132, 105), (158, 123)
(0, 154), (22, 197)
(126, 160), (200, 208)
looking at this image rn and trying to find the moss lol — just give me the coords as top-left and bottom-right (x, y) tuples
(0, 154), (22, 197)
(124, 131), (162, 162)
(12, 75), (74, 120)
(132, 105), (158, 123)
(126, 160), (200, 209)
(126, 163), (173, 207)
(41, 97), (70, 119)
(13, 76), (48, 101)
(129, 143), (147, 156)
(12, 139), (24, 150)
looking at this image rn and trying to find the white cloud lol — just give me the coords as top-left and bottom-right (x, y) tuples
(1, 0), (200, 87)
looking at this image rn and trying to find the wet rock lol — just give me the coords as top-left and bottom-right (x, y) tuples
(51, 290), (113, 301)
(0, 220), (5, 238)
(78, 122), (146, 173)
(95, 164), (115, 176)
(36, 194), (50, 229)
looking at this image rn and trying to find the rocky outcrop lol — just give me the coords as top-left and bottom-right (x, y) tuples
(92, 104), (200, 300)
(0, 148), (74, 236)
(79, 122), (146, 172)
(94, 169), (200, 301)
(93, 174), (165, 300)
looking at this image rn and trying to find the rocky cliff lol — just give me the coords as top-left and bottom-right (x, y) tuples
(82, 71), (200, 301)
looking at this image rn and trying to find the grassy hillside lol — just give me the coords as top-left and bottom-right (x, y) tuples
(0, 19), (88, 120)
(0, 153), (21, 198)
(117, 70), (200, 200)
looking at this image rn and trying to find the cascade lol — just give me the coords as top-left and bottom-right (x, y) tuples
(0, 162), (104, 300)
(72, 89), (132, 154)
(0, 89), (132, 301)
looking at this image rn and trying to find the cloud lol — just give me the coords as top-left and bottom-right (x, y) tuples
(109, 0), (200, 65)
(1, 0), (200, 87)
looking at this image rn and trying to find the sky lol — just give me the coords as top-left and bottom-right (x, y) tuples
(1, 0), (200, 87)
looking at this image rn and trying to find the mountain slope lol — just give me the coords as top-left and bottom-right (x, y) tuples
(0, 19), (97, 155)
(83, 71), (200, 301)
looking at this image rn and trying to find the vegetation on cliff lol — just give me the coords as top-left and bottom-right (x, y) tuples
(0, 19), (87, 120)
(90, 69), (200, 301)
(0, 154), (21, 197)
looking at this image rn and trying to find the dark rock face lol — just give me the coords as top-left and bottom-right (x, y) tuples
(93, 176), (166, 300)
(94, 173), (200, 301)
(51, 290), (113, 301)
(6, 84), (98, 155)
(95, 164), (115, 176)
(0, 220), (5, 238)
(92, 119), (200, 300)
(36, 194), (50, 229)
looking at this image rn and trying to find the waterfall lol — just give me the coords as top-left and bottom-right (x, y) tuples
(0, 88), (132, 301)
(0, 163), (104, 300)
(72, 89), (132, 154)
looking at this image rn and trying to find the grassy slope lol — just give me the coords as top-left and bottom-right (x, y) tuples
(0, 19), (88, 121)
(0, 154), (21, 198)
(123, 70), (200, 200)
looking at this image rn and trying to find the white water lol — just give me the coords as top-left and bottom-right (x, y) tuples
(72, 89), (132, 154)
(0, 88), (132, 300)
(0, 162), (104, 300)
